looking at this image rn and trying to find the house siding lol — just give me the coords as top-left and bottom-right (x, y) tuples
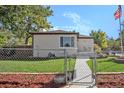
(33, 34), (78, 57)
(78, 38), (94, 52)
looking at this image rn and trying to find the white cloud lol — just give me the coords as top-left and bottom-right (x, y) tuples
(62, 12), (97, 35)
(63, 12), (81, 24)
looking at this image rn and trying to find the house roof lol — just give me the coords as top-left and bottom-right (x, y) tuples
(30, 30), (93, 39)
(78, 35), (93, 39)
(30, 30), (79, 34)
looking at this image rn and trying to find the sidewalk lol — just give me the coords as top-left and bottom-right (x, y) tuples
(64, 84), (97, 88)
(64, 55), (95, 88)
(72, 58), (92, 83)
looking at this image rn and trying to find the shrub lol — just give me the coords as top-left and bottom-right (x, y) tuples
(94, 44), (102, 54)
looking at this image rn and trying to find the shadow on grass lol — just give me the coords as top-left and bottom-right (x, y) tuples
(98, 58), (115, 63)
(0, 57), (65, 62)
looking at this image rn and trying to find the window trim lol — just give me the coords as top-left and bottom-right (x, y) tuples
(59, 36), (75, 48)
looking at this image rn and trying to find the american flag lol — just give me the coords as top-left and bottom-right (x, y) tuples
(114, 5), (122, 20)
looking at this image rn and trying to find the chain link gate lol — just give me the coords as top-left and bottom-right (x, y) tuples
(65, 52), (96, 87)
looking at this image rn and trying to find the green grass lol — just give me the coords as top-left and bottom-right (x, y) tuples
(0, 58), (75, 73)
(87, 57), (124, 72)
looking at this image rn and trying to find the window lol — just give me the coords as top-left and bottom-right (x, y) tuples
(60, 37), (74, 47)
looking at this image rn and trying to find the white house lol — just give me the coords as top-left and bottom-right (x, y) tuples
(30, 30), (94, 57)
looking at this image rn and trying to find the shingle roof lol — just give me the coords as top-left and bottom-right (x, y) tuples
(50, 30), (72, 33)
(30, 30), (79, 34)
(78, 35), (93, 39)
(30, 30), (93, 39)
(50, 30), (80, 34)
(79, 35), (89, 37)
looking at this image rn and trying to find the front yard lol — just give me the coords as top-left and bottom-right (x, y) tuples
(87, 57), (124, 88)
(0, 58), (75, 88)
(87, 57), (124, 72)
(0, 58), (75, 73)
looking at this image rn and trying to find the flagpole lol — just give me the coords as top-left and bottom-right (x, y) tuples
(119, 16), (123, 56)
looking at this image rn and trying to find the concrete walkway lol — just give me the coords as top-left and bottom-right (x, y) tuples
(72, 56), (92, 83)
(65, 54), (94, 88)
(64, 84), (96, 88)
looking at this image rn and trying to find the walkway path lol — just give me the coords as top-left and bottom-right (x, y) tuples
(72, 56), (92, 83)
(65, 54), (94, 88)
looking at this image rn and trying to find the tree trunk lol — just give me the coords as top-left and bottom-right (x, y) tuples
(24, 36), (29, 45)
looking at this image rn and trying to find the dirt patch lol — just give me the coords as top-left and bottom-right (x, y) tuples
(97, 74), (124, 88)
(0, 74), (65, 88)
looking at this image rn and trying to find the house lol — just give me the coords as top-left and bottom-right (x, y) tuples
(30, 30), (94, 57)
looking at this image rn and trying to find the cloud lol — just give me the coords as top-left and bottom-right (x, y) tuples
(63, 12), (81, 24)
(62, 12), (97, 35)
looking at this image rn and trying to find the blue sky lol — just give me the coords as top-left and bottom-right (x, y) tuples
(48, 5), (124, 39)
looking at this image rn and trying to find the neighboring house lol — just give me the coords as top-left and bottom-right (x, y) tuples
(30, 30), (94, 57)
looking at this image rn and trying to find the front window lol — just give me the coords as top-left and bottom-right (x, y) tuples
(60, 37), (74, 47)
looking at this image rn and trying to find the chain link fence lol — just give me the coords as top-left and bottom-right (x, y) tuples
(0, 48), (69, 73)
(0, 48), (73, 86)
(0, 48), (96, 87)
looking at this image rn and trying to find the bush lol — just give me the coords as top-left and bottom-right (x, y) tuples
(94, 44), (102, 54)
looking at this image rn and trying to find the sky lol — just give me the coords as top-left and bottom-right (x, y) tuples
(48, 5), (124, 39)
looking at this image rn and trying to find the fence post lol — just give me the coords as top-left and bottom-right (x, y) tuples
(64, 49), (67, 84)
(94, 51), (97, 85)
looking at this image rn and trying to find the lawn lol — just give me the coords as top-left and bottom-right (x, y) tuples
(87, 57), (124, 72)
(0, 58), (75, 73)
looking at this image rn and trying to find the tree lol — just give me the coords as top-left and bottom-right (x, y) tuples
(94, 44), (102, 54)
(0, 5), (53, 44)
(107, 37), (121, 50)
(90, 29), (108, 50)
(0, 30), (17, 47)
